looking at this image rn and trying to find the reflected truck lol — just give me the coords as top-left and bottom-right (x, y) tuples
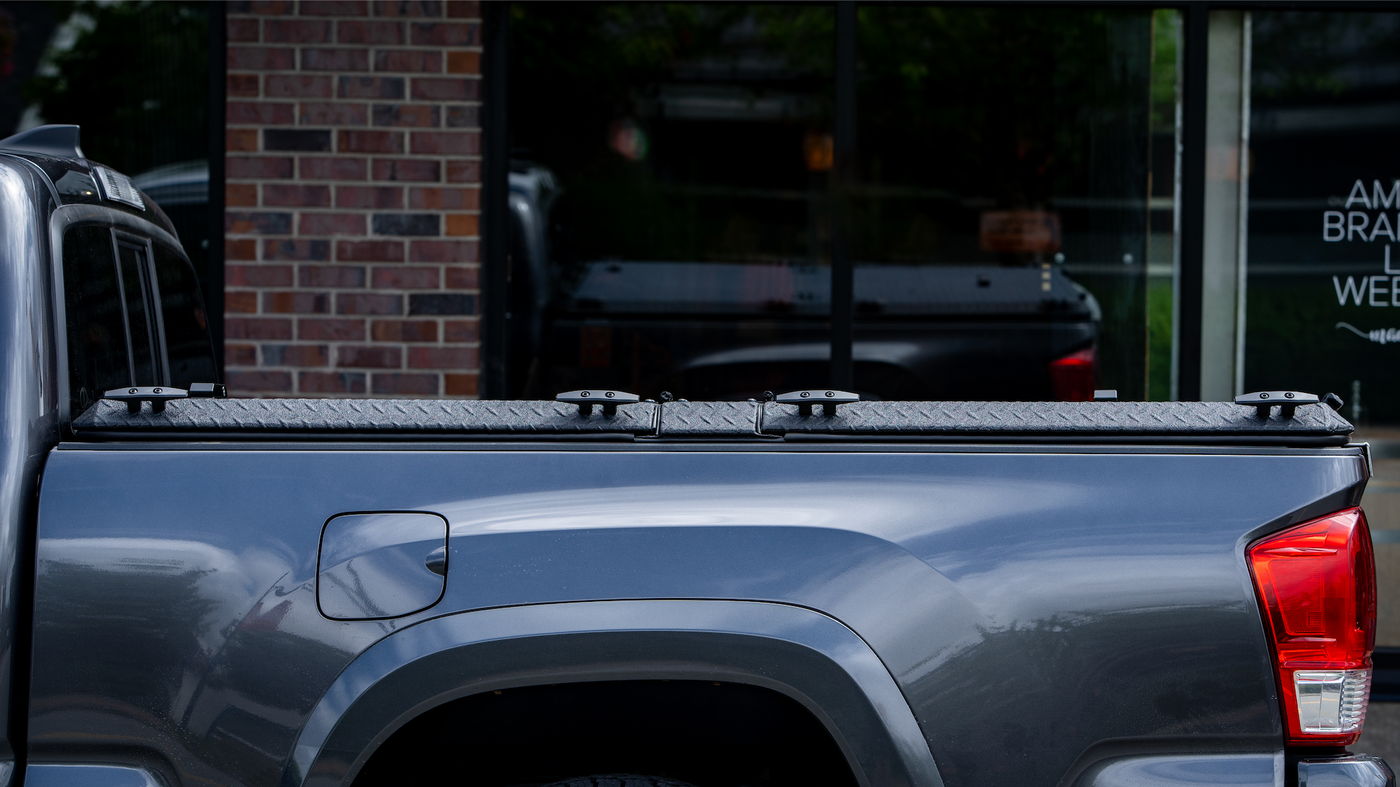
(507, 163), (1102, 402)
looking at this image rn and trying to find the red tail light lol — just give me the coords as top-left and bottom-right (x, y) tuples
(1248, 508), (1376, 746)
(1048, 347), (1095, 401)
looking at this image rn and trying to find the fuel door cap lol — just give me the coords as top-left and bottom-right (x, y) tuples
(317, 512), (448, 621)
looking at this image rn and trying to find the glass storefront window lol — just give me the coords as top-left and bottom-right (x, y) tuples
(1235, 9), (1400, 663)
(510, 4), (836, 399)
(1244, 11), (1400, 423)
(506, 3), (1180, 402)
(851, 7), (1162, 401)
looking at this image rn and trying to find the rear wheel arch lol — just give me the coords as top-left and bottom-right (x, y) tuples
(286, 600), (943, 787)
(353, 679), (857, 787)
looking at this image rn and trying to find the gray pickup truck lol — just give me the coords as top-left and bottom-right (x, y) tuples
(0, 125), (1392, 787)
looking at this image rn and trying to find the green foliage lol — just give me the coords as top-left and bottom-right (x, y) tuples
(851, 7), (1152, 202)
(749, 5), (833, 80)
(1147, 276), (1173, 401)
(24, 1), (207, 175)
(1252, 12), (1400, 101)
(1150, 9), (1179, 134)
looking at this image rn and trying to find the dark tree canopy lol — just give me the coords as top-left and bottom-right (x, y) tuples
(24, 1), (208, 176)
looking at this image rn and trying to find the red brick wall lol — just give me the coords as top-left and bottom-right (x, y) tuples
(224, 0), (482, 397)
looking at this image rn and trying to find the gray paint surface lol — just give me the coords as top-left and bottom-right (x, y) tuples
(0, 156), (62, 781)
(30, 446), (1366, 787)
(317, 513), (446, 620)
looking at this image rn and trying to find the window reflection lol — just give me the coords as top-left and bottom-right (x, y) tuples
(852, 7), (1158, 400)
(507, 4), (1172, 402)
(153, 244), (219, 389)
(1244, 11), (1400, 423)
(510, 3), (835, 399)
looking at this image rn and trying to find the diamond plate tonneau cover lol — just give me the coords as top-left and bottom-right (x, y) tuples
(658, 401), (762, 437)
(73, 398), (658, 435)
(761, 400), (1353, 438)
(72, 397), (1354, 441)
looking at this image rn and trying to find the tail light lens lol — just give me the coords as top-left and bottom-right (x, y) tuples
(1248, 508), (1376, 746)
(1048, 347), (1095, 401)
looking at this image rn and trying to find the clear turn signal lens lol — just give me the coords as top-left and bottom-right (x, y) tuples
(1294, 669), (1371, 734)
(1248, 508), (1376, 747)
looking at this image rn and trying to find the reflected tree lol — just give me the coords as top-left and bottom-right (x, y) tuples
(24, 1), (207, 175)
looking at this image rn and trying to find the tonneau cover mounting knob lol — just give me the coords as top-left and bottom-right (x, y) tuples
(1234, 390), (1321, 419)
(775, 389), (859, 417)
(555, 389), (641, 417)
(104, 386), (189, 414)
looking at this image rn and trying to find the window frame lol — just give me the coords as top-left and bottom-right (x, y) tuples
(111, 231), (168, 388)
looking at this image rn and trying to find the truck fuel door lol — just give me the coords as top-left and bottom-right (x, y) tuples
(317, 512), (448, 620)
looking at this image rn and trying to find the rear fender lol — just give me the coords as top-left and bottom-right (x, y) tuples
(286, 599), (943, 787)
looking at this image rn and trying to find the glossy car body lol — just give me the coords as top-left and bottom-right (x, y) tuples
(26, 443), (1371, 787)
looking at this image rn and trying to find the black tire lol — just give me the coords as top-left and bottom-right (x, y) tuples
(540, 776), (698, 787)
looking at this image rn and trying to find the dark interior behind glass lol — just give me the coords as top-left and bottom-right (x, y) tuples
(116, 241), (157, 386)
(63, 226), (132, 415)
(507, 3), (1165, 402)
(63, 225), (219, 417)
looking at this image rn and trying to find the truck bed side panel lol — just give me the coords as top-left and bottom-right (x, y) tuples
(30, 448), (1366, 787)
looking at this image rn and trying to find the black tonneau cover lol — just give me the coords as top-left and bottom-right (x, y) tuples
(72, 398), (1355, 445)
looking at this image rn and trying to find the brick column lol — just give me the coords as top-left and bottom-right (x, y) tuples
(224, 0), (482, 398)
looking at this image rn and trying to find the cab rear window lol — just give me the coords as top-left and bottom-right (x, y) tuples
(62, 224), (217, 417)
(63, 226), (131, 415)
